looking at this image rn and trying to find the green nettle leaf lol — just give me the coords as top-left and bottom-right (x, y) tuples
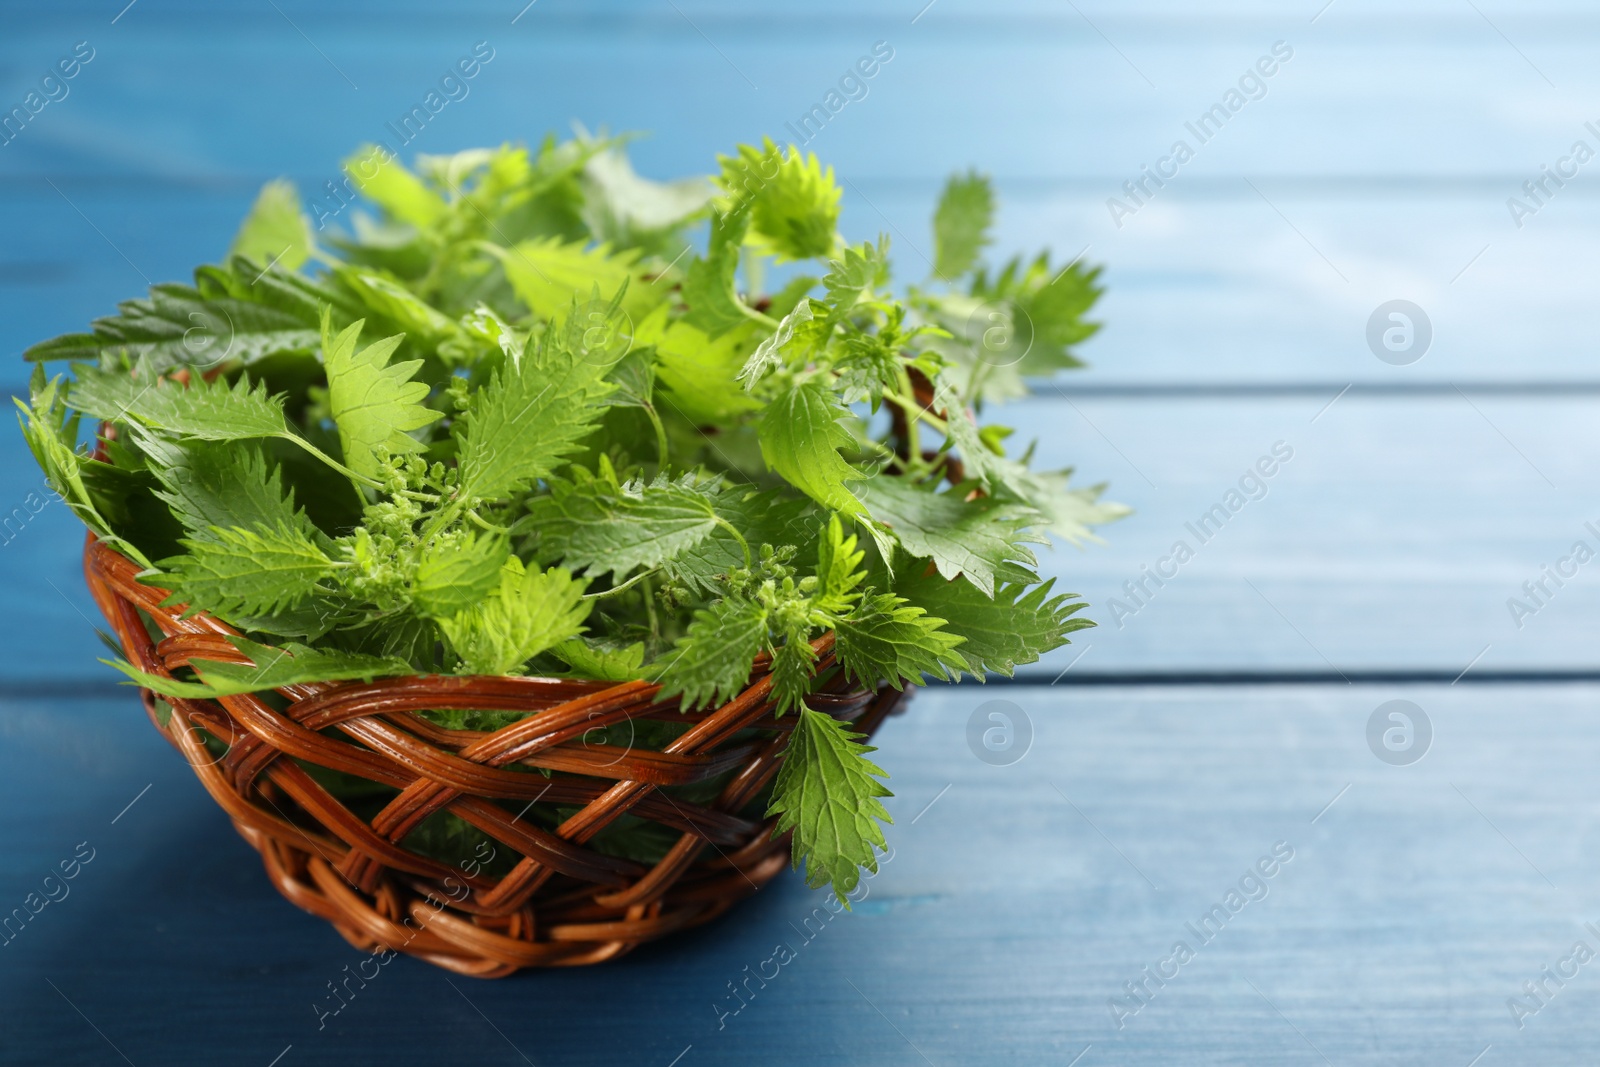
(223, 594), (350, 643)
(834, 327), (904, 405)
(322, 312), (442, 480)
(525, 469), (720, 580)
(814, 514), (867, 614)
(454, 328), (615, 502)
(70, 350), (375, 492)
(439, 559), (592, 676)
(229, 179), (315, 272)
(971, 254), (1104, 374)
(413, 530), (509, 619)
(821, 237), (890, 321)
(738, 297), (814, 390)
(14, 375), (141, 562)
(641, 312), (759, 425)
(987, 455), (1131, 546)
(768, 707), (892, 904)
(769, 621), (819, 716)
(138, 435), (317, 545)
(857, 476), (1039, 597)
(459, 304), (523, 365)
(345, 145), (447, 229)
(717, 139), (841, 262)
(334, 266), (459, 343)
(159, 522), (336, 620)
(933, 372), (1129, 543)
(660, 488), (813, 595)
(681, 206), (752, 339)
(25, 259), (347, 371)
(600, 347), (657, 410)
(578, 144), (714, 256)
(930, 374), (1003, 489)
(895, 572), (1092, 677)
(485, 238), (662, 323)
(758, 379), (866, 517)
(551, 637), (647, 683)
(71, 364), (291, 442)
(107, 635), (414, 698)
(932, 170), (994, 280)
(656, 596), (768, 710)
(832, 592), (966, 688)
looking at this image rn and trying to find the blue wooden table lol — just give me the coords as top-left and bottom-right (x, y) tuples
(4, 1), (1599, 1063)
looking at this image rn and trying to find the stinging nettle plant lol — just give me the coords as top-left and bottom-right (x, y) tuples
(19, 133), (1125, 903)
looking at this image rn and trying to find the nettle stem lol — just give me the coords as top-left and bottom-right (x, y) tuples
(640, 575), (661, 642)
(644, 404), (669, 469)
(738, 300), (781, 332)
(882, 378), (946, 439)
(583, 569), (652, 600)
(712, 515), (752, 569)
(465, 510), (507, 534)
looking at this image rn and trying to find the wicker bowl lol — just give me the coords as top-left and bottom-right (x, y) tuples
(83, 535), (906, 976)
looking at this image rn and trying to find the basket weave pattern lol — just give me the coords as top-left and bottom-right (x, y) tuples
(84, 536), (905, 976)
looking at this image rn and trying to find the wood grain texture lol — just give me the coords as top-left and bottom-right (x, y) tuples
(5, 391), (1596, 680)
(1003, 394), (1600, 674)
(3, 684), (1599, 1065)
(2, 0), (1598, 387)
(1, 4), (1598, 1062)
(7, 184), (1598, 391)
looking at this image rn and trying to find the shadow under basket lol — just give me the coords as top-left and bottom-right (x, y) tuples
(83, 536), (907, 976)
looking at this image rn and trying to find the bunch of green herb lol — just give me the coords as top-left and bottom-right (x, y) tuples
(17, 133), (1125, 901)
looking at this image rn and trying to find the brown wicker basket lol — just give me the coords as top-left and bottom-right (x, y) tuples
(83, 535), (906, 976)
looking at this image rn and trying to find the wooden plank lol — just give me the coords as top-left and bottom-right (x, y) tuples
(3, 6), (1598, 385)
(14, 0), (1600, 18)
(1, 7), (1596, 678)
(1005, 394), (1600, 674)
(6, 181), (1599, 390)
(2, 4), (1596, 187)
(1, 393), (1597, 681)
(2, 683), (1598, 1063)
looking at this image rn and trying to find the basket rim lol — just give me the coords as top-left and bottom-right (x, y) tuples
(79, 531), (906, 975)
(83, 532), (838, 695)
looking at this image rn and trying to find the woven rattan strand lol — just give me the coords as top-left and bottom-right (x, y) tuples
(83, 535), (906, 976)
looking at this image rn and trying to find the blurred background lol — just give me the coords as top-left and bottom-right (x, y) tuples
(5, 2), (1600, 1064)
(4, 0), (1598, 682)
